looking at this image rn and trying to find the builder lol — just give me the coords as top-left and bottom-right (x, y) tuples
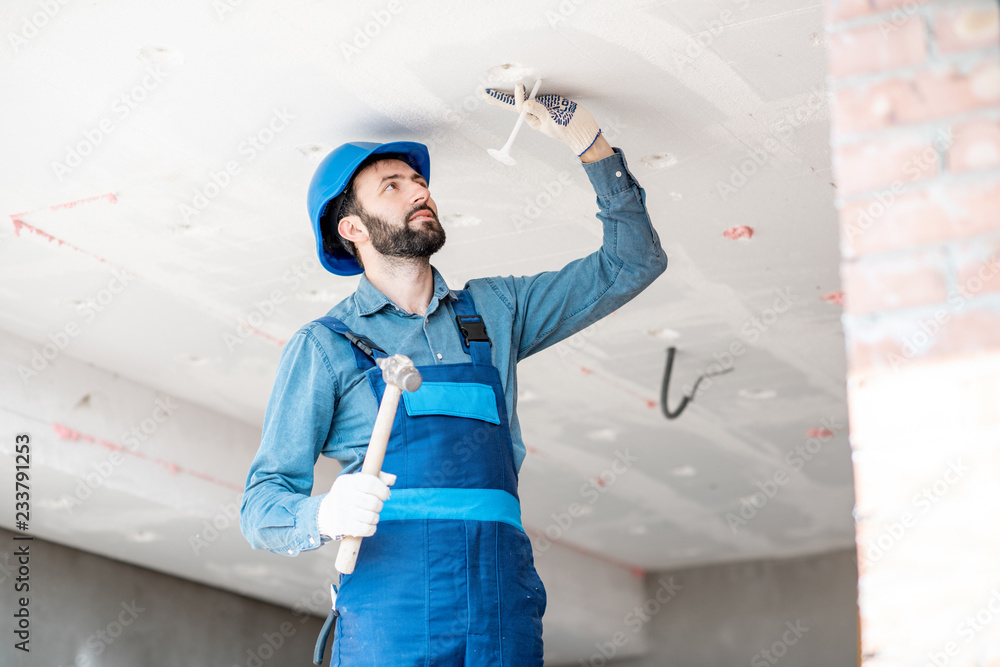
(240, 84), (668, 665)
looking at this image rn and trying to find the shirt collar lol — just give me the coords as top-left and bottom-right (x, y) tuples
(353, 265), (457, 317)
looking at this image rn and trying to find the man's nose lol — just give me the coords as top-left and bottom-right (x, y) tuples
(409, 182), (430, 205)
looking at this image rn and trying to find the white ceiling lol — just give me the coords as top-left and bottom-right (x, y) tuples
(0, 0), (852, 659)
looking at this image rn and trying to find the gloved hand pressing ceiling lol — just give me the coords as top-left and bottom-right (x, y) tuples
(481, 83), (602, 157)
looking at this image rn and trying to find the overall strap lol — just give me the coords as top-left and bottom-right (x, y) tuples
(451, 290), (492, 367)
(312, 316), (386, 370)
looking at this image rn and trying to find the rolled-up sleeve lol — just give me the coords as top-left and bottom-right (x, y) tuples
(240, 327), (335, 556)
(487, 147), (668, 361)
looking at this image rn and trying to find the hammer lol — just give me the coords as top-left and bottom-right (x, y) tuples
(335, 353), (422, 574)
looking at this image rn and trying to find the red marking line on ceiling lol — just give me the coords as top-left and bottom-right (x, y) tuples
(51, 192), (118, 210)
(52, 422), (243, 493)
(9, 196), (286, 346)
(821, 291), (844, 306)
(10, 192), (118, 219)
(12, 217), (111, 262)
(806, 427), (835, 439)
(722, 225), (754, 240)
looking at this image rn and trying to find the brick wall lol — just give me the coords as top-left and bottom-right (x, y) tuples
(826, 0), (1000, 664)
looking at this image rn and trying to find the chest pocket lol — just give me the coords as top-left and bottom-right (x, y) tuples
(402, 382), (500, 424)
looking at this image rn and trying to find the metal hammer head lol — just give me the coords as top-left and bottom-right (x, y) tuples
(376, 354), (422, 393)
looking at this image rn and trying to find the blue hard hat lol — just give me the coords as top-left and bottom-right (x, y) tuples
(307, 141), (431, 276)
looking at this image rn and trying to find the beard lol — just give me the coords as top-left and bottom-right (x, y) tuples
(360, 203), (446, 260)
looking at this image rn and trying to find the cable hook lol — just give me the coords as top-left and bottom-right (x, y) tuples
(659, 347), (734, 420)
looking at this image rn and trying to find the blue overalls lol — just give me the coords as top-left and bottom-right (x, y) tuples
(313, 290), (546, 666)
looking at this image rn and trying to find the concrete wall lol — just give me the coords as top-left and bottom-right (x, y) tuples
(0, 523), (856, 666)
(0, 527), (326, 667)
(560, 548), (859, 667)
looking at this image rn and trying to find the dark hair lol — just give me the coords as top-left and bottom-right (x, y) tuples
(320, 152), (416, 268)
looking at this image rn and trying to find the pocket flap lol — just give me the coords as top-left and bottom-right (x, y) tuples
(402, 382), (500, 424)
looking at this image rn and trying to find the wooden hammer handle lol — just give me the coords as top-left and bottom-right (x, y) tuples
(335, 382), (402, 574)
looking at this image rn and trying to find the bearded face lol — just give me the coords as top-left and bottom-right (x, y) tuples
(359, 201), (446, 260)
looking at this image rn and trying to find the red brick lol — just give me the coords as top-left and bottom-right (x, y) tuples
(953, 237), (1000, 299)
(829, 17), (927, 78)
(933, 4), (1000, 54)
(830, 0), (1000, 660)
(827, 0), (931, 24)
(842, 250), (949, 315)
(835, 134), (942, 197)
(948, 118), (1000, 173)
(834, 60), (1000, 134)
(848, 307), (1000, 374)
(840, 178), (1000, 257)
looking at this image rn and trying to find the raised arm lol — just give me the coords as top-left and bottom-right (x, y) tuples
(480, 86), (667, 360)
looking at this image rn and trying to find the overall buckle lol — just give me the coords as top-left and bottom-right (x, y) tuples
(456, 315), (491, 348)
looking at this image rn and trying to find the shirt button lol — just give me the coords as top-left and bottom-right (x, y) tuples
(436, 353), (443, 360)
(615, 171), (622, 178)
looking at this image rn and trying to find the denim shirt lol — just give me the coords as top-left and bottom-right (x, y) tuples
(240, 148), (667, 556)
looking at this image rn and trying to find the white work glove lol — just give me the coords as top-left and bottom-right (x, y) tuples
(317, 471), (396, 540)
(482, 83), (602, 156)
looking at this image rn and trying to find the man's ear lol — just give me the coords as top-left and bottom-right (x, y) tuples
(338, 215), (368, 244)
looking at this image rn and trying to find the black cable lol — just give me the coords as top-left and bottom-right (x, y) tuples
(659, 346), (734, 420)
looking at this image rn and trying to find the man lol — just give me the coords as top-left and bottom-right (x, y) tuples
(240, 84), (667, 666)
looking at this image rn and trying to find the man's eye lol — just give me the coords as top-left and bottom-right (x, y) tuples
(384, 183), (397, 191)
